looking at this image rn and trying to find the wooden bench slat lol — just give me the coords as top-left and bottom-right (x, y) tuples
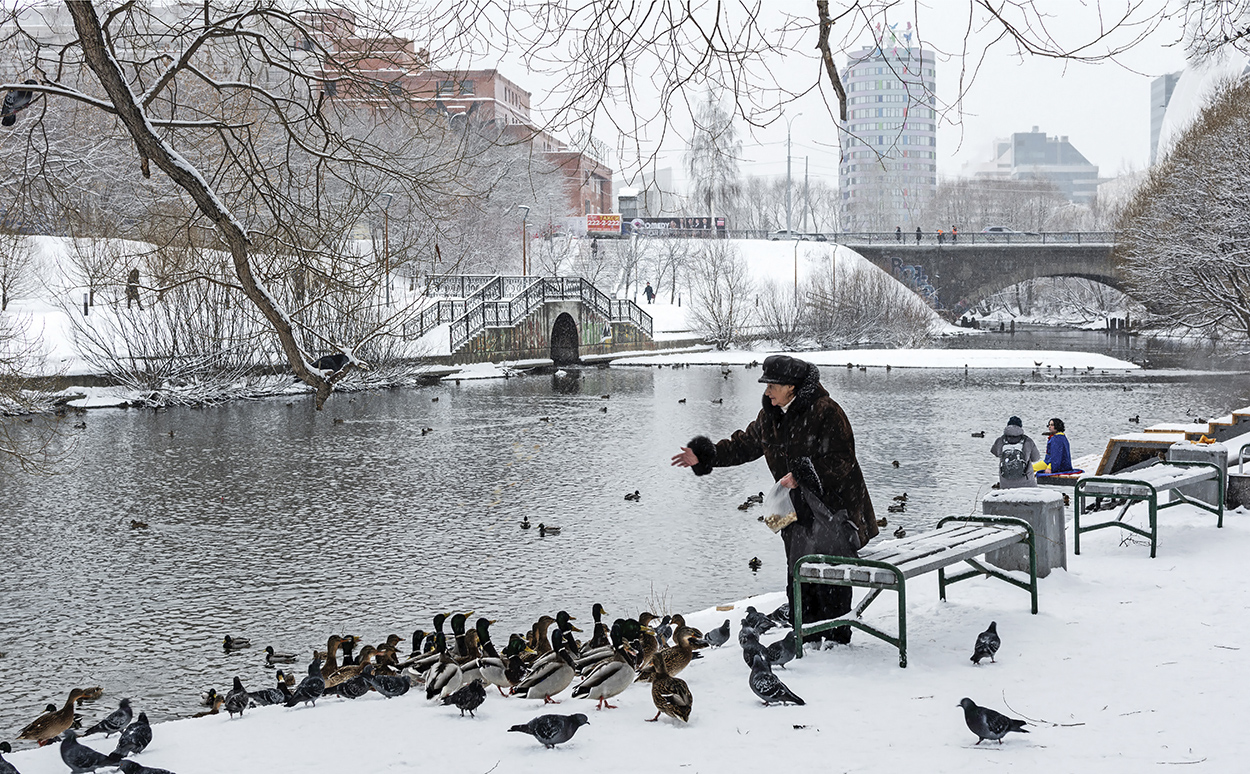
(797, 524), (1026, 583)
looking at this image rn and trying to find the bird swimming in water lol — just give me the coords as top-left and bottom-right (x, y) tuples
(508, 713), (590, 748)
(748, 557), (762, 571)
(971, 621), (1000, 665)
(894, 526), (907, 539)
(520, 515), (531, 529)
(959, 698), (1028, 744)
(264, 646), (298, 665)
(222, 635), (251, 651)
(624, 490), (641, 501)
(538, 523), (561, 536)
(971, 431), (985, 438)
(749, 654), (805, 706)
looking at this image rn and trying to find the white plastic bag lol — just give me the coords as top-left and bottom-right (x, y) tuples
(762, 480), (797, 533)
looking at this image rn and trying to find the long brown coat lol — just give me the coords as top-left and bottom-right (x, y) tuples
(688, 366), (878, 547)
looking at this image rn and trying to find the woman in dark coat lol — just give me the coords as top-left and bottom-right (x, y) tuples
(671, 354), (878, 644)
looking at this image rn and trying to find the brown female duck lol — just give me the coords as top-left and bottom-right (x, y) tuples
(18, 688), (88, 746)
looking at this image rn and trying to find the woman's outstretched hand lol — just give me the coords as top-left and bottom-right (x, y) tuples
(671, 447), (698, 468)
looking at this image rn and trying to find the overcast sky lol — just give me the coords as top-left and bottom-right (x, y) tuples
(513, 2), (1192, 190)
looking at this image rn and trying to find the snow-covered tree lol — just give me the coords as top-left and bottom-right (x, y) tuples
(684, 92), (741, 219)
(1117, 77), (1250, 343)
(686, 240), (754, 349)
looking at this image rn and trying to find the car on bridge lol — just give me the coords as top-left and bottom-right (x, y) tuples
(769, 230), (827, 241)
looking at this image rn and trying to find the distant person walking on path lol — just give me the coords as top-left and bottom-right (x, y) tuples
(643, 282), (655, 304)
(126, 268), (142, 310)
(951, 226), (958, 243)
(1035, 417), (1073, 474)
(671, 355), (878, 645)
(938, 229), (945, 245)
(914, 226), (921, 244)
(895, 226), (902, 242)
(990, 416), (1041, 489)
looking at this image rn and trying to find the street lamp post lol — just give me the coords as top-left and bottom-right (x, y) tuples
(517, 205), (530, 276)
(785, 113), (802, 234)
(380, 193), (393, 305)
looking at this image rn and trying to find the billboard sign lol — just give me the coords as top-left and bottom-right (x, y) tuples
(586, 213), (622, 234)
(623, 216), (728, 235)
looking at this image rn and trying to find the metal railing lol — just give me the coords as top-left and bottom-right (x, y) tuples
(726, 230), (1118, 245)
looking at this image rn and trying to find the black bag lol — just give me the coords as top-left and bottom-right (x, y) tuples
(782, 486), (861, 561)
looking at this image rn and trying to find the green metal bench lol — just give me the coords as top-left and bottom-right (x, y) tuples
(1073, 460), (1223, 559)
(791, 515), (1038, 668)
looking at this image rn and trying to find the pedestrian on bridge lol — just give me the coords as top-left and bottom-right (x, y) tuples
(895, 226), (902, 242)
(915, 226), (921, 244)
(671, 354), (878, 646)
(952, 226), (958, 243)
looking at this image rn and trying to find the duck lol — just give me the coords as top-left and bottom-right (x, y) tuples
(894, 526), (907, 539)
(448, 612), (476, 659)
(645, 653), (692, 723)
(892, 460), (900, 468)
(586, 603), (611, 651)
(887, 503), (905, 513)
(624, 490), (641, 502)
(513, 630), (578, 703)
(971, 431), (985, 438)
(198, 688), (219, 707)
(893, 493), (908, 503)
(473, 633), (530, 697)
(18, 689), (88, 746)
(424, 648), (464, 701)
(520, 515), (531, 529)
(528, 611), (583, 671)
(264, 646), (298, 665)
(222, 635), (251, 651)
(324, 646), (379, 689)
(76, 687), (103, 703)
(538, 523), (561, 536)
(876, 516), (888, 527)
(746, 491), (764, 504)
(634, 613), (662, 669)
(636, 626), (704, 682)
(318, 635), (346, 679)
(571, 621), (638, 710)
(1129, 414), (1140, 423)
(191, 693), (225, 718)
(748, 557), (762, 571)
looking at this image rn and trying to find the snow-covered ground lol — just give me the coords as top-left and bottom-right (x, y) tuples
(5, 500), (1246, 773)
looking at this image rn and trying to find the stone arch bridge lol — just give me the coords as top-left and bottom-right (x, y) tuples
(839, 233), (1118, 316)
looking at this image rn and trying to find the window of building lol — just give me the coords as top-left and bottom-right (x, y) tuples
(459, 80), (475, 95)
(436, 80), (455, 96)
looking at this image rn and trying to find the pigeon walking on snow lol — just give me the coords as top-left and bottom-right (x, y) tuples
(442, 677), (487, 717)
(508, 713), (589, 748)
(224, 677), (249, 718)
(112, 712), (152, 757)
(749, 654), (805, 706)
(82, 698), (132, 737)
(118, 761), (178, 774)
(739, 627), (768, 668)
(740, 606), (775, 634)
(763, 631), (797, 669)
(704, 619), (731, 648)
(284, 656), (326, 707)
(971, 621), (1000, 665)
(60, 731), (123, 773)
(959, 698), (1028, 744)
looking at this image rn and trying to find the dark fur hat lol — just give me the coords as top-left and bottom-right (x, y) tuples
(758, 355), (814, 385)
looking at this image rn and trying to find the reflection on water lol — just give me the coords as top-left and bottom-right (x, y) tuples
(1, 332), (1248, 740)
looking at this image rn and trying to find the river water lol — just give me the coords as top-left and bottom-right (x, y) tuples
(1, 330), (1247, 740)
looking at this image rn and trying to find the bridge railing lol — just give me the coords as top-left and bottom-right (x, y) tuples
(724, 230), (1117, 245)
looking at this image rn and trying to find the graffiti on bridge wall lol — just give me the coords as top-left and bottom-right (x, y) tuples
(889, 256), (940, 308)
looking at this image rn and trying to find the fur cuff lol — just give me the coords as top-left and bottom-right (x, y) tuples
(791, 456), (823, 495)
(688, 436), (717, 476)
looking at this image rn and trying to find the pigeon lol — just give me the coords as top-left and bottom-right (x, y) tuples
(971, 621), (1000, 665)
(741, 606), (775, 633)
(82, 698), (132, 737)
(1, 80), (38, 127)
(118, 761), (178, 774)
(442, 677), (486, 717)
(508, 713), (589, 748)
(739, 627), (768, 668)
(704, 619), (731, 648)
(247, 678), (287, 707)
(959, 698), (1028, 744)
(767, 602), (792, 627)
(763, 631), (797, 669)
(60, 731), (123, 773)
(749, 654), (805, 706)
(362, 664), (411, 698)
(224, 677), (248, 718)
(285, 656), (326, 707)
(331, 672), (372, 700)
(0, 741), (19, 774)
(112, 712), (152, 757)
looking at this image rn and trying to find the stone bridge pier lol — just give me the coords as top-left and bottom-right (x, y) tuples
(849, 242), (1120, 315)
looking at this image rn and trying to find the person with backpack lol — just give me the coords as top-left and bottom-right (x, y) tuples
(990, 415), (1041, 489)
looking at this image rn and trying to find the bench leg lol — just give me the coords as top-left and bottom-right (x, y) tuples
(897, 577), (908, 668)
(792, 570), (806, 660)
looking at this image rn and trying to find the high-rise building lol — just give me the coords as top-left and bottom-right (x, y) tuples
(967, 127), (1100, 205)
(1150, 71), (1183, 165)
(839, 28), (937, 230)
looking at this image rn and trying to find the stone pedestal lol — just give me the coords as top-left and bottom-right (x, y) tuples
(1228, 473), (1250, 510)
(1167, 441), (1227, 507)
(982, 488), (1067, 578)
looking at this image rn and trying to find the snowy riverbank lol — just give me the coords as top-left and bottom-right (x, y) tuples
(5, 499), (1246, 773)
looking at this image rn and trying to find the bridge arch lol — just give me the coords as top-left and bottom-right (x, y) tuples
(550, 312), (580, 365)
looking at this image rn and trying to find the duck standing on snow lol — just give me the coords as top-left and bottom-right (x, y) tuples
(571, 621), (637, 710)
(645, 654), (692, 723)
(513, 629), (577, 703)
(18, 688), (88, 746)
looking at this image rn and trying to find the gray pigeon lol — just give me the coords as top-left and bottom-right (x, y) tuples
(959, 698), (1028, 744)
(508, 713), (590, 748)
(60, 731), (123, 773)
(749, 654), (805, 706)
(82, 698), (132, 737)
(224, 676), (248, 718)
(442, 677), (486, 717)
(704, 619), (731, 648)
(971, 621), (1000, 664)
(767, 603), (792, 628)
(331, 673), (372, 700)
(764, 631), (797, 669)
(362, 664), (410, 698)
(118, 761), (178, 774)
(284, 656), (326, 707)
(1, 80), (38, 127)
(112, 712), (152, 757)
(741, 606), (775, 633)
(739, 627), (768, 668)
(0, 741), (19, 774)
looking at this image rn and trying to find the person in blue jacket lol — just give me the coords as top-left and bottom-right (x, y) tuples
(1037, 417), (1073, 474)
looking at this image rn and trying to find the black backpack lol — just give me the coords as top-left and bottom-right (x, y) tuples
(999, 442), (1029, 479)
